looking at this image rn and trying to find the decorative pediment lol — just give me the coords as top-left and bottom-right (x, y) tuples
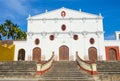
(28, 7), (102, 20)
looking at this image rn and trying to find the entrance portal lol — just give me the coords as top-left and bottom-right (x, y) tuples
(108, 48), (117, 60)
(88, 47), (97, 62)
(33, 47), (41, 62)
(59, 45), (69, 61)
(18, 49), (25, 61)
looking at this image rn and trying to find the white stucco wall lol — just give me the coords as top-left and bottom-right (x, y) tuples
(14, 7), (106, 61)
(104, 40), (120, 46)
(115, 31), (120, 40)
(13, 41), (27, 61)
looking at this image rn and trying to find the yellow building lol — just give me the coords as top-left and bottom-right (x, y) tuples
(0, 40), (15, 61)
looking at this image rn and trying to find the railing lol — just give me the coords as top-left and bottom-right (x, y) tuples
(36, 53), (54, 75)
(76, 52), (97, 75)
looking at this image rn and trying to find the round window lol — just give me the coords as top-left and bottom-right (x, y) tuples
(35, 38), (40, 45)
(49, 35), (54, 41)
(61, 24), (66, 31)
(90, 38), (95, 44)
(73, 34), (78, 40)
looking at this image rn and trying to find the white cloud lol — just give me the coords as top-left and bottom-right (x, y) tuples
(2, 0), (28, 15)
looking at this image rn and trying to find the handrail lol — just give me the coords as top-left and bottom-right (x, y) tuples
(40, 54), (54, 71)
(37, 53), (54, 75)
(78, 55), (96, 64)
(76, 53), (97, 75)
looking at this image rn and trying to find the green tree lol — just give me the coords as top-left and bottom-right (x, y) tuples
(0, 24), (6, 40)
(0, 20), (26, 40)
(13, 27), (26, 40)
(3, 20), (16, 39)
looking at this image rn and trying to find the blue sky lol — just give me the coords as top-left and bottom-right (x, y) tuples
(0, 0), (120, 40)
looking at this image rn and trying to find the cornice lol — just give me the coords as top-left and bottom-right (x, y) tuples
(28, 17), (102, 21)
(27, 31), (103, 35)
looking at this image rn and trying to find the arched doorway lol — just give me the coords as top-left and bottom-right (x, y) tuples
(18, 49), (25, 61)
(59, 45), (69, 61)
(33, 47), (41, 62)
(88, 47), (97, 62)
(108, 48), (117, 60)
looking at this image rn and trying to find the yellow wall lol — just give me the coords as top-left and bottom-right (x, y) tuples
(0, 44), (15, 61)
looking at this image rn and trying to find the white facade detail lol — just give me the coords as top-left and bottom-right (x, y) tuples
(14, 7), (108, 61)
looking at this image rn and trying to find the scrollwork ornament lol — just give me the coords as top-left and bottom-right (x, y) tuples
(27, 32), (34, 39)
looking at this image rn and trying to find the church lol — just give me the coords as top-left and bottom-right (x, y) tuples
(13, 7), (120, 62)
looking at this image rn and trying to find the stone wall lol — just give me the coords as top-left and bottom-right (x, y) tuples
(0, 40), (13, 46)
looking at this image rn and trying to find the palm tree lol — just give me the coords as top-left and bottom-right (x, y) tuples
(0, 24), (6, 40)
(15, 29), (26, 40)
(20, 31), (27, 40)
(0, 20), (26, 40)
(0, 26), (3, 40)
(10, 24), (20, 40)
(1, 20), (13, 39)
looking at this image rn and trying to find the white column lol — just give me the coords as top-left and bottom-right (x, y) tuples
(97, 36), (100, 60)
(96, 32), (101, 60)
(82, 32), (88, 60)
(84, 36), (87, 55)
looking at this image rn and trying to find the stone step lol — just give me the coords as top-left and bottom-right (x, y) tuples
(0, 73), (36, 75)
(39, 77), (94, 81)
(0, 68), (36, 70)
(97, 61), (120, 75)
(43, 75), (90, 77)
(0, 78), (39, 81)
(0, 79), (94, 81)
(44, 73), (88, 75)
(0, 61), (37, 77)
(41, 61), (94, 81)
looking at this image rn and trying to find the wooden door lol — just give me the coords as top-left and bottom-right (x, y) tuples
(88, 47), (97, 62)
(59, 45), (69, 61)
(108, 48), (117, 60)
(18, 49), (25, 61)
(33, 47), (41, 62)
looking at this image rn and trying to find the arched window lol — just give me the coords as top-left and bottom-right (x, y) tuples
(18, 49), (25, 61)
(61, 11), (66, 17)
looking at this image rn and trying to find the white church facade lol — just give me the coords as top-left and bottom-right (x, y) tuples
(13, 7), (120, 62)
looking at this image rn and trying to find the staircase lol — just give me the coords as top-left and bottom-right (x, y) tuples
(97, 61), (120, 81)
(0, 61), (37, 77)
(40, 61), (95, 81)
(97, 61), (120, 74)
